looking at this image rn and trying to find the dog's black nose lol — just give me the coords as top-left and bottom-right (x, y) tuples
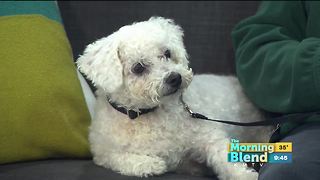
(165, 72), (182, 88)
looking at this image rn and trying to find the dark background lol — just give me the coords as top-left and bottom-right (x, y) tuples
(58, 1), (260, 75)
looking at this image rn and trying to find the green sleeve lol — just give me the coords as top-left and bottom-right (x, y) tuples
(232, 1), (320, 114)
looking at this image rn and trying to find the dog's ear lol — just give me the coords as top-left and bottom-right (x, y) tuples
(77, 34), (123, 93)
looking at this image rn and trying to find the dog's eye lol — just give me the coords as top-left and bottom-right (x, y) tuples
(164, 50), (171, 59)
(132, 63), (145, 75)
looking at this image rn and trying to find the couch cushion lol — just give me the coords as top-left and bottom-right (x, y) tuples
(58, 1), (260, 75)
(0, 160), (216, 180)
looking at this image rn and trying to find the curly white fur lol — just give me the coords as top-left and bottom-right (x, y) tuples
(77, 17), (273, 180)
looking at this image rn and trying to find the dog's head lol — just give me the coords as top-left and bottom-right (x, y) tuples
(77, 17), (193, 109)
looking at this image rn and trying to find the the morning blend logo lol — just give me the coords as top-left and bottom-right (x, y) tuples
(228, 139), (292, 163)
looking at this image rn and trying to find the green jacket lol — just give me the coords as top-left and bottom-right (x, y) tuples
(232, 1), (320, 136)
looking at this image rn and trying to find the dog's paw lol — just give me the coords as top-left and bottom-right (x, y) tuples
(228, 166), (258, 180)
(236, 170), (258, 180)
(220, 170), (258, 180)
(137, 156), (167, 177)
(216, 163), (258, 180)
(117, 155), (167, 177)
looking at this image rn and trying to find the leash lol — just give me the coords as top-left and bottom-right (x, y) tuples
(180, 95), (320, 127)
(180, 95), (320, 172)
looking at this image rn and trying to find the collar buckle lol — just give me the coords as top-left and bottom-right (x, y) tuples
(127, 109), (140, 119)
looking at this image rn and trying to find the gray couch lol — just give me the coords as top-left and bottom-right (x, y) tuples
(0, 1), (260, 180)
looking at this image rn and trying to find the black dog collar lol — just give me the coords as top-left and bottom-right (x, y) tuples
(108, 99), (158, 119)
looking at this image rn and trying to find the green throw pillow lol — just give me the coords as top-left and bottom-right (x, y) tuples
(0, 2), (91, 164)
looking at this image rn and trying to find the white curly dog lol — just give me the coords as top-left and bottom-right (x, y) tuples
(77, 17), (273, 180)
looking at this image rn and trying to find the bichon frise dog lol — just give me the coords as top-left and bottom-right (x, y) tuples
(77, 17), (273, 180)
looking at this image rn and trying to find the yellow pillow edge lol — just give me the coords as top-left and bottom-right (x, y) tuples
(0, 14), (92, 164)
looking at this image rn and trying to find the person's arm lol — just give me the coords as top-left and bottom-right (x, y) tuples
(232, 1), (320, 114)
